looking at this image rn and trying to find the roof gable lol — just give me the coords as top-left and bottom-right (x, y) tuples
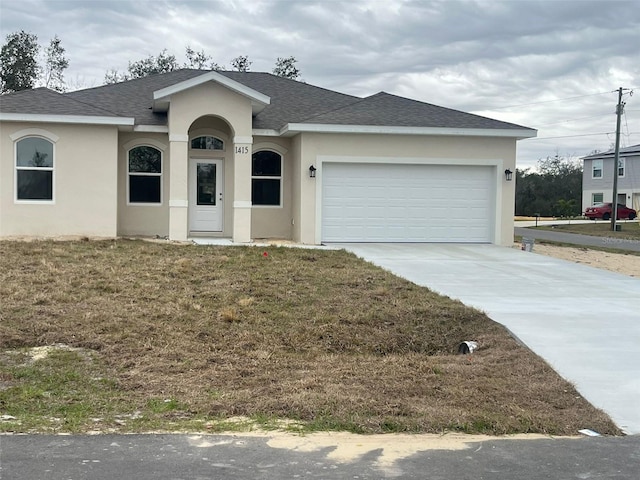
(152, 71), (270, 114)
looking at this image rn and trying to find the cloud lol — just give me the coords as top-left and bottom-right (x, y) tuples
(1, 0), (639, 167)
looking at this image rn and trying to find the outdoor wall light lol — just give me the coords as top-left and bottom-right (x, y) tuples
(309, 165), (317, 178)
(504, 169), (513, 181)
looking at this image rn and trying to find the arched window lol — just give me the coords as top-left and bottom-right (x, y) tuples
(191, 136), (224, 151)
(16, 137), (54, 201)
(128, 146), (162, 204)
(252, 150), (282, 206)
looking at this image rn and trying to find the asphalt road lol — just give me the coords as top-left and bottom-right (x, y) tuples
(514, 226), (640, 252)
(1, 433), (639, 479)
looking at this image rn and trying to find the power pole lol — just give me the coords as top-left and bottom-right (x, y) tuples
(610, 87), (624, 232)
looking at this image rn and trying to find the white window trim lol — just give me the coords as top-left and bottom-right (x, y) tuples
(190, 135), (225, 152)
(189, 128), (228, 154)
(618, 158), (625, 178)
(10, 128), (59, 143)
(13, 133), (56, 204)
(251, 148), (283, 208)
(126, 145), (164, 207)
(592, 192), (604, 205)
(592, 159), (603, 179)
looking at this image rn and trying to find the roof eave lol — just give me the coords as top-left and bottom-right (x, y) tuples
(152, 71), (271, 115)
(582, 147), (640, 161)
(280, 123), (538, 139)
(0, 112), (135, 126)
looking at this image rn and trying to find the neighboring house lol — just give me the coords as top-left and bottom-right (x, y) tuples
(0, 69), (536, 245)
(582, 144), (640, 214)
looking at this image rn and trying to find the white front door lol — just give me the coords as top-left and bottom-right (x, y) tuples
(189, 158), (223, 232)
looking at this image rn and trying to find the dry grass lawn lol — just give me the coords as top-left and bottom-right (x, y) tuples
(535, 221), (640, 239)
(0, 239), (620, 436)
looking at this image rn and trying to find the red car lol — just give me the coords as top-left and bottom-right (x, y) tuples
(584, 203), (637, 220)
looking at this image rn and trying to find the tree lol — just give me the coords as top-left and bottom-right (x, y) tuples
(0, 30), (40, 93)
(103, 68), (126, 85)
(105, 49), (179, 84)
(273, 56), (300, 80)
(515, 154), (583, 217)
(42, 35), (69, 92)
(537, 154), (582, 178)
(106, 47), (224, 84)
(128, 49), (179, 78)
(230, 55), (251, 72)
(185, 46), (220, 70)
(555, 199), (577, 221)
(104, 49), (303, 85)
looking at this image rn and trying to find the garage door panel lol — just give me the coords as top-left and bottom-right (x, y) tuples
(322, 163), (495, 243)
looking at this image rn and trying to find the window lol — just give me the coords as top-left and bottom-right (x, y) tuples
(592, 193), (603, 204)
(252, 150), (282, 206)
(16, 137), (54, 201)
(592, 159), (603, 178)
(618, 158), (625, 177)
(128, 146), (162, 204)
(191, 136), (224, 151)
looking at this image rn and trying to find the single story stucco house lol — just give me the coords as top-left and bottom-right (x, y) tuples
(581, 144), (640, 214)
(0, 69), (536, 245)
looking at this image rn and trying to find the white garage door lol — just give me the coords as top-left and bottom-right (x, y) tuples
(322, 163), (495, 243)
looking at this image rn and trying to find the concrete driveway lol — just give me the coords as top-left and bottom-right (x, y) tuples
(333, 243), (640, 435)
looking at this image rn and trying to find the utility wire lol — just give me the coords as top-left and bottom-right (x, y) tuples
(526, 131), (640, 141)
(484, 91), (613, 110)
(534, 113), (613, 127)
(524, 132), (614, 140)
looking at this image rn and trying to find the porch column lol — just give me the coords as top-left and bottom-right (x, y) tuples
(168, 134), (189, 241)
(232, 136), (253, 243)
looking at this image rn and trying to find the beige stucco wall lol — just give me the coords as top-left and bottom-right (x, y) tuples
(292, 133), (517, 246)
(117, 132), (170, 237)
(0, 121), (119, 238)
(251, 136), (293, 239)
(166, 82), (254, 241)
(0, 103), (518, 245)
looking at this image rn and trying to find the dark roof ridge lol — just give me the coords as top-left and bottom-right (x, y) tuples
(1, 86), (123, 117)
(63, 68), (207, 95)
(292, 92), (371, 124)
(362, 91), (534, 130)
(582, 143), (640, 160)
(219, 70), (361, 101)
(60, 89), (122, 117)
(0, 86), (55, 98)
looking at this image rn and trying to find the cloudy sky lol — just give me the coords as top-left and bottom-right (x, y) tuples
(1, 0), (639, 169)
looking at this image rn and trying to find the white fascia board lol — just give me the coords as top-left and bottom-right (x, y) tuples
(134, 125), (169, 133)
(252, 129), (280, 137)
(0, 112), (135, 126)
(281, 123), (537, 139)
(152, 71), (270, 113)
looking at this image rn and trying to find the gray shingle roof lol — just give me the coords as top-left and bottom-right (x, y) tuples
(0, 87), (123, 117)
(219, 71), (360, 129)
(582, 144), (640, 160)
(299, 92), (528, 130)
(2, 70), (535, 133)
(65, 69), (204, 125)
